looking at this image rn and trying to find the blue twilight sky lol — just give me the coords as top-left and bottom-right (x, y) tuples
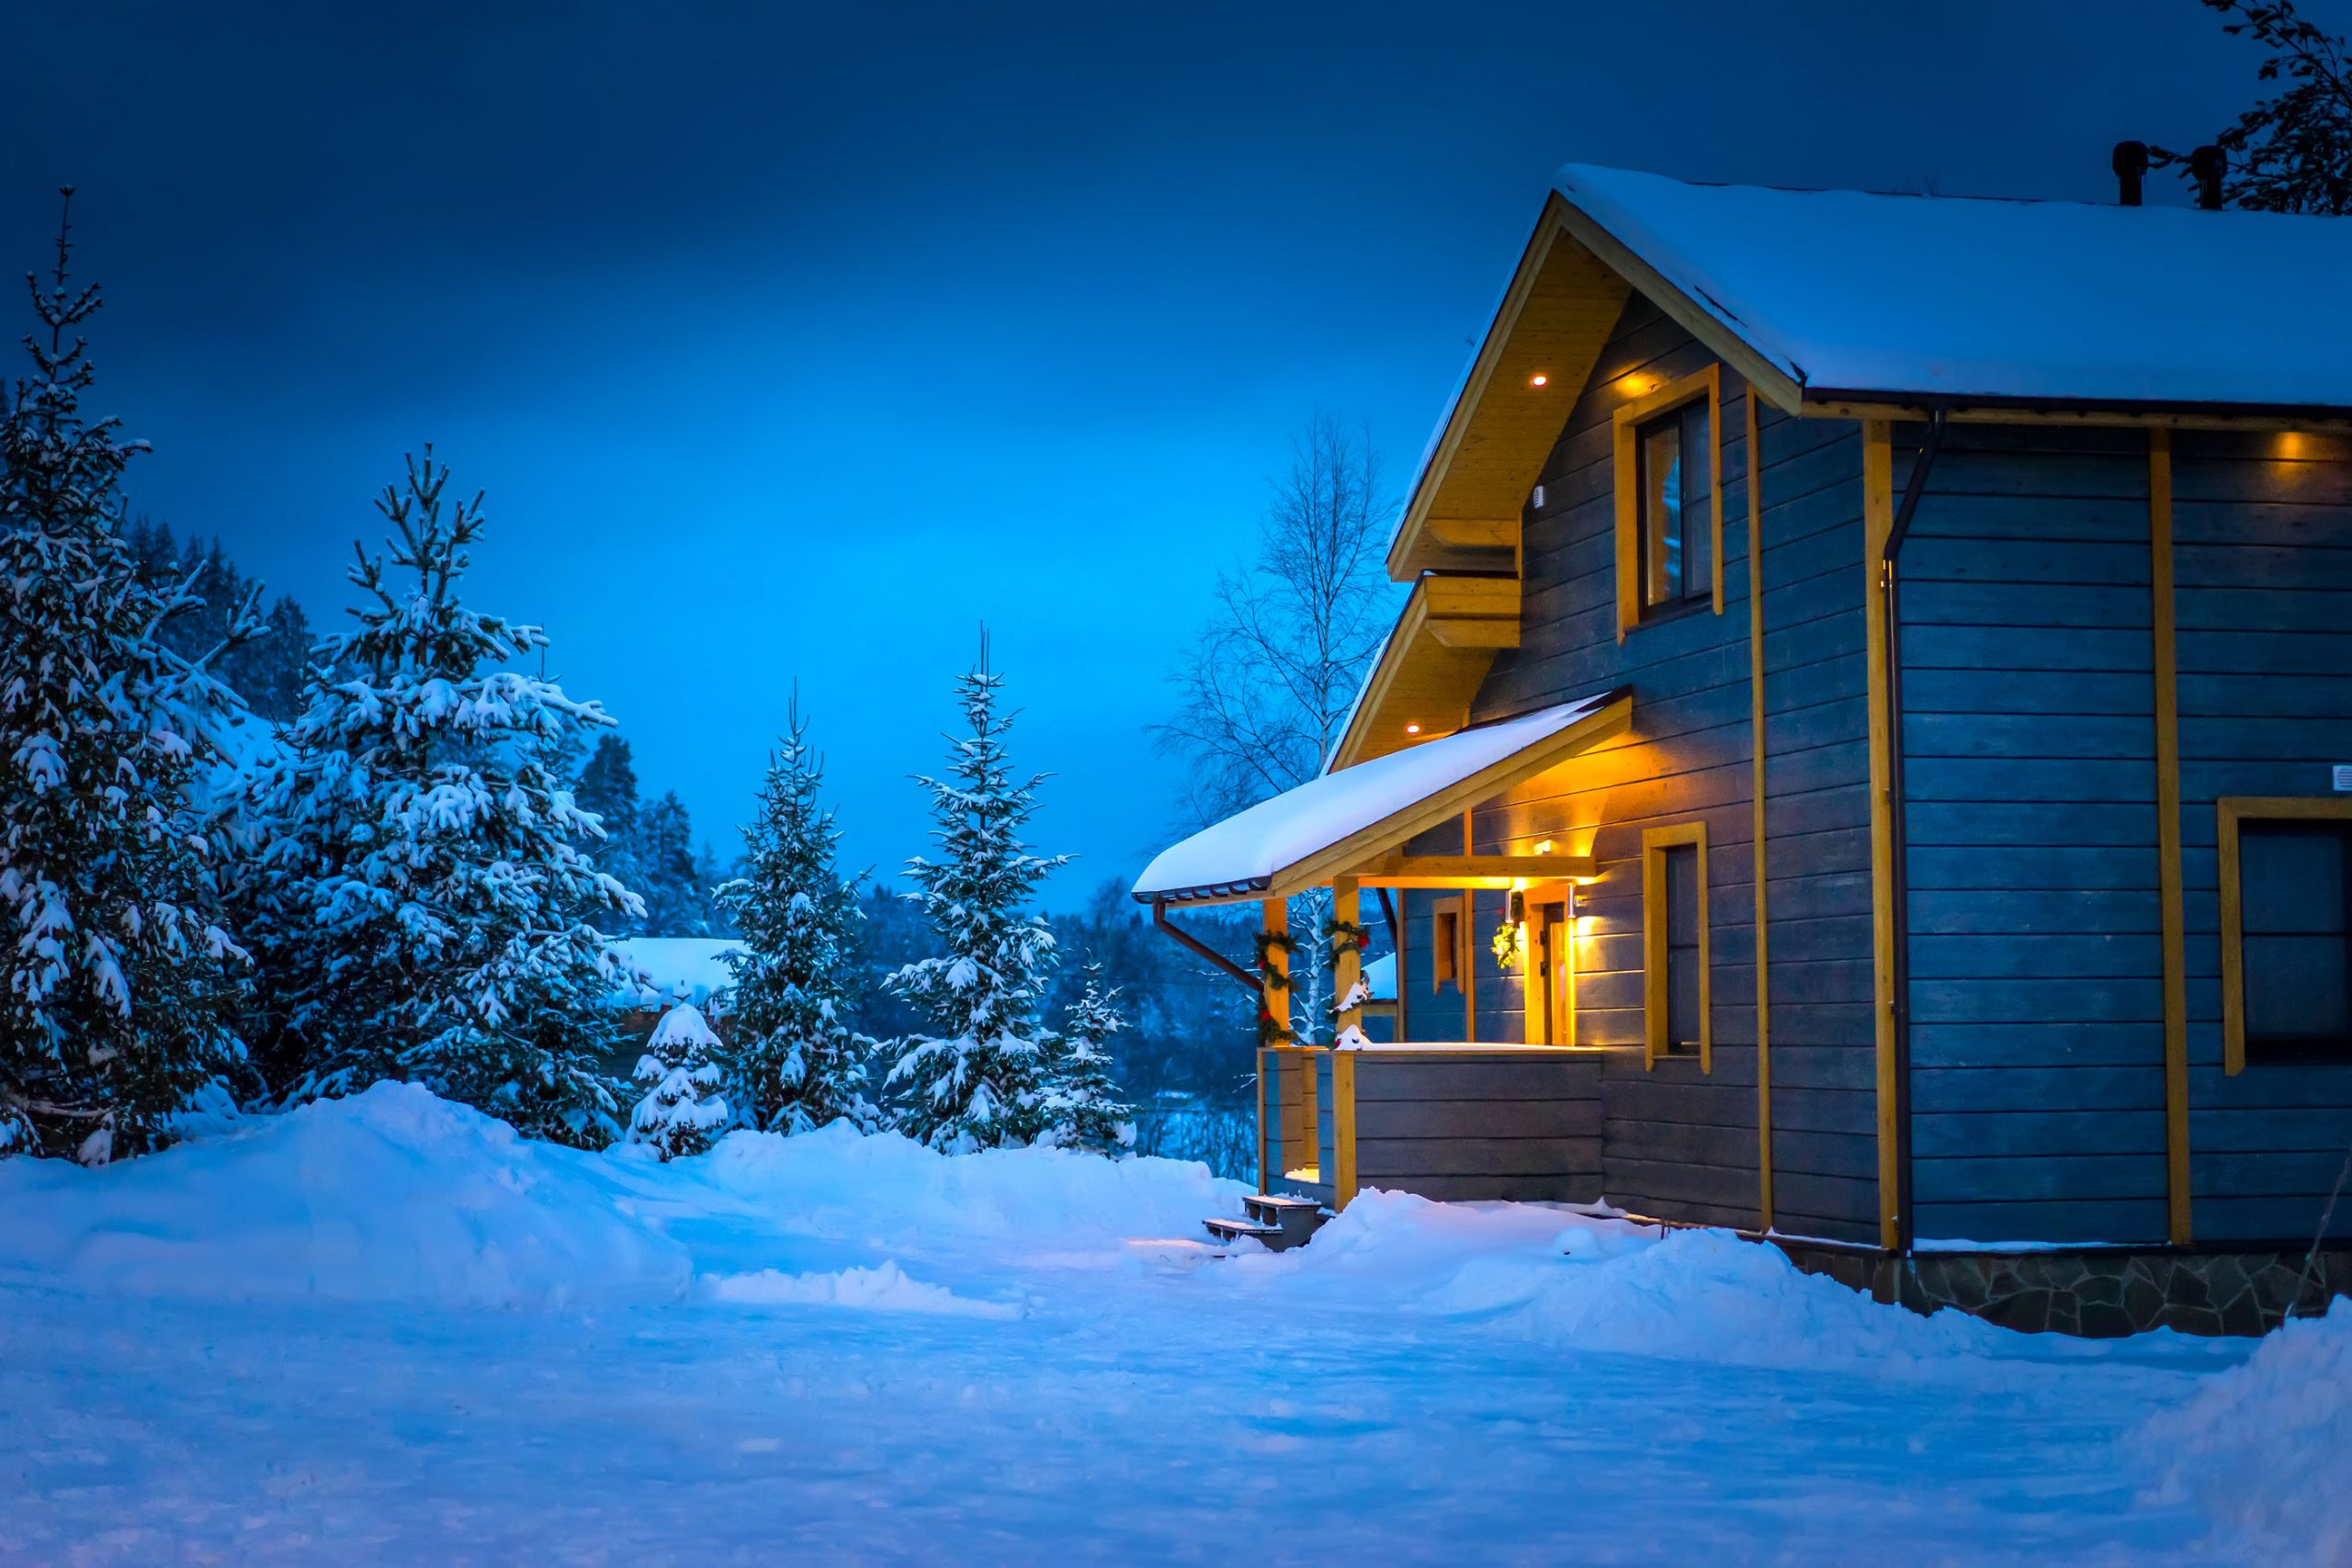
(0, 1), (2294, 905)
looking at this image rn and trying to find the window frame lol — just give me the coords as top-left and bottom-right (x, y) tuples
(1430, 895), (1464, 994)
(2218, 795), (2352, 1074)
(1612, 365), (1724, 641)
(1641, 821), (1712, 1071)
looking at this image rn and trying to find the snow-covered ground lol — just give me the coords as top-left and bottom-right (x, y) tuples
(1, 1086), (2342, 1564)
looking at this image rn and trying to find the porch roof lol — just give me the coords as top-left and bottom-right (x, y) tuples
(1132, 689), (1629, 906)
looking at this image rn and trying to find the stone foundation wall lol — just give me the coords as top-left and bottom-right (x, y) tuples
(1774, 1240), (2352, 1337)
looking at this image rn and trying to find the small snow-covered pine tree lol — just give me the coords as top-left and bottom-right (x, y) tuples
(0, 192), (258, 1162)
(241, 448), (640, 1145)
(885, 647), (1069, 1151)
(718, 699), (876, 1134)
(1040, 963), (1134, 1155)
(628, 1002), (729, 1159)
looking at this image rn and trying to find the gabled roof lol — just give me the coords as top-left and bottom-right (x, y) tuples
(1134, 691), (1630, 905)
(1552, 164), (2352, 416)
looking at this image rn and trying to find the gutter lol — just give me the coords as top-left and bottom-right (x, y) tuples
(1880, 409), (1949, 1257)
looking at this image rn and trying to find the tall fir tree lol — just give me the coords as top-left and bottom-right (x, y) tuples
(573, 734), (646, 933)
(718, 700), (876, 1133)
(0, 192), (257, 1162)
(238, 447), (640, 1145)
(636, 790), (710, 936)
(884, 646), (1069, 1151)
(1041, 964), (1135, 1155)
(627, 1001), (729, 1159)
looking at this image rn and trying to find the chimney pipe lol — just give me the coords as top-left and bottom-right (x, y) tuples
(2191, 144), (2228, 209)
(2112, 141), (2148, 206)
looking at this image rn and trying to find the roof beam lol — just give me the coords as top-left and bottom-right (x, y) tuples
(1353, 852), (1598, 886)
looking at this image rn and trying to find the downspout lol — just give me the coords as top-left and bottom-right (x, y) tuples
(1880, 409), (1948, 1257)
(1150, 897), (1262, 997)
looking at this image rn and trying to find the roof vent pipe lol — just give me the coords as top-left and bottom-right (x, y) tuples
(2112, 140), (2148, 206)
(2191, 144), (2228, 209)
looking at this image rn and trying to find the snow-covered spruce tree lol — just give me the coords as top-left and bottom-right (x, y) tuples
(1040, 963), (1134, 1155)
(718, 699), (876, 1134)
(628, 1001), (729, 1159)
(241, 448), (640, 1145)
(884, 647), (1069, 1151)
(0, 192), (259, 1163)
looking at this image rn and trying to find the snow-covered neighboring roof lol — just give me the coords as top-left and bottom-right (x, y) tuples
(1363, 952), (1396, 1003)
(613, 937), (745, 1010)
(1553, 164), (2352, 412)
(1134, 694), (1617, 902)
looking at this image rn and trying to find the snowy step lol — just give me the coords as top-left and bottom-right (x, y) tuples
(1241, 1192), (1327, 1243)
(1202, 1217), (1286, 1248)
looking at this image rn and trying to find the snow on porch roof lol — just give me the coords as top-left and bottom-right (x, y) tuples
(1553, 163), (2352, 413)
(1132, 691), (1628, 906)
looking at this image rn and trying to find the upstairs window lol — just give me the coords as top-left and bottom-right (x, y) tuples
(2222, 801), (2352, 1069)
(1636, 400), (1713, 612)
(1613, 366), (1723, 638)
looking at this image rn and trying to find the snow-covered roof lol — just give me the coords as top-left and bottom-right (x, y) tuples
(1134, 692), (1623, 903)
(1553, 164), (2352, 412)
(613, 936), (745, 1010)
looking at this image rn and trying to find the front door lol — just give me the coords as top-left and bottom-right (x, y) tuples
(1532, 900), (1574, 1045)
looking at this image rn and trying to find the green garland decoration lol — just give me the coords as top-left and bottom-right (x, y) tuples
(1252, 929), (1299, 979)
(1320, 916), (1370, 959)
(1491, 919), (1523, 972)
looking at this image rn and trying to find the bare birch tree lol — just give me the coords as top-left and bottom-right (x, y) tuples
(1156, 412), (1397, 1041)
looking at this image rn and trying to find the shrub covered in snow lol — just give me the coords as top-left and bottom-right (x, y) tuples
(234, 449), (639, 1145)
(884, 649), (1068, 1151)
(0, 196), (257, 1163)
(628, 1003), (730, 1160)
(718, 701), (876, 1134)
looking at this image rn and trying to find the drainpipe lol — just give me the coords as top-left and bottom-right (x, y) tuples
(1881, 410), (1948, 1258)
(1150, 897), (1262, 997)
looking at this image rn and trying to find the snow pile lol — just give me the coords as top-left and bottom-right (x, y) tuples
(707, 1259), (1021, 1319)
(2139, 1299), (2352, 1563)
(1229, 1190), (2072, 1377)
(0, 1083), (694, 1311)
(696, 1120), (1246, 1251)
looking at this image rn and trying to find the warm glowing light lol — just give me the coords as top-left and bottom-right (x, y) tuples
(1534, 839), (1555, 855)
(1620, 372), (1656, 397)
(1528, 373), (1549, 388)
(1404, 722), (1421, 735)
(2278, 431), (2310, 459)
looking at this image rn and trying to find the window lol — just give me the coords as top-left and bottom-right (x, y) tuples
(1612, 366), (1723, 639)
(1430, 896), (1463, 992)
(1642, 822), (1711, 1069)
(2221, 799), (2352, 1070)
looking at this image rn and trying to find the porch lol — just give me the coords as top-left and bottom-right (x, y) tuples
(1132, 690), (1632, 1220)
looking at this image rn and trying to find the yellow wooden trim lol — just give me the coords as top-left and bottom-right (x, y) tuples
(1547, 197), (1807, 417)
(1611, 365), (1724, 639)
(1388, 198), (1635, 580)
(1746, 384), (1774, 1232)
(1352, 852), (1599, 886)
(2217, 795), (2352, 1076)
(1425, 517), (1519, 550)
(1332, 877), (1363, 1043)
(1272, 695), (1634, 897)
(1862, 419), (1901, 1253)
(1331, 1049), (1358, 1209)
(1331, 574), (1517, 769)
(1804, 398), (2352, 436)
(1429, 893), (1464, 994)
(2149, 430), (2190, 1245)
(1640, 820), (1713, 1072)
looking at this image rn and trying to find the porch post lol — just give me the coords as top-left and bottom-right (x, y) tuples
(1330, 876), (1363, 1208)
(1332, 875), (1363, 1042)
(1260, 897), (1299, 1187)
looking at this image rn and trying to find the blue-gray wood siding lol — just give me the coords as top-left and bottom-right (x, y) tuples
(1351, 1052), (1603, 1201)
(1894, 423), (2173, 1245)
(1419, 294), (1882, 1242)
(2174, 428), (2352, 1243)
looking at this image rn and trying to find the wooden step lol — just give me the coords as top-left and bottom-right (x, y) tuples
(1203, 1217), (1286, 1246)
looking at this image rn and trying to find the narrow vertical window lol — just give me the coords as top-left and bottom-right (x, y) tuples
(1642, 822), (1712, 1069)
(1613, 366), (1721, 637)
(1430, 897), (1462, 991)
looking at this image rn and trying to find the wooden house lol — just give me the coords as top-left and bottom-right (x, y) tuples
(1134, 164), (2352, 1335)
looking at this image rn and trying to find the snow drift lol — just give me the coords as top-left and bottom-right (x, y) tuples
(2140, 1299), (2352, 1563)
(0, 1083), (696, 1310)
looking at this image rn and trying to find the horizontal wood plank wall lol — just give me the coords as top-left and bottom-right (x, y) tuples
(1453, 296), (1849, 1235)
(1351, 1052), (1604, 1201)
(1896, 423), (2171, 1245)
(2171, 428), (2352, 1243)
